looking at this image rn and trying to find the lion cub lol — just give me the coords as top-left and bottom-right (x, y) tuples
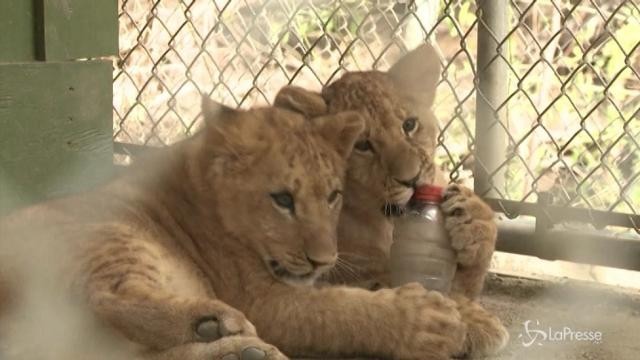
(0, 99), (466, 359)
(275, 43), (509, 357)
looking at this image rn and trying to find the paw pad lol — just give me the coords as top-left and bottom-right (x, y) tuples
(241, 347), (267, 360)
(195, 318), (221, 341)
(221, 346), (267, 360)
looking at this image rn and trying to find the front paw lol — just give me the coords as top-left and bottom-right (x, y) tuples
(193, 303), (257, 342)
(389, 283), (466, 359)
(214, 336), (288, 360)
(154, 336), (289, 360)
(453, 295), (509, 357)
(441, 184), (497, 267)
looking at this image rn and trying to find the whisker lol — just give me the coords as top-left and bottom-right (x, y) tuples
(328, 261), (350, 285)
(335, 255), (363, 282)
(326, 262), (346, 284)
(336, 252), (371, 264)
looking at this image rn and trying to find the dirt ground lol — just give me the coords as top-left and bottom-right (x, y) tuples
(478, 273), (640, 360)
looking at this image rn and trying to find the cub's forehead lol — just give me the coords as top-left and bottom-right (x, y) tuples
(286, 132), (341, 170)
(325, 71), (408, 128)
(275, 134), (344, 195)
(329, 71), (395, 99)
(255, 106), (344, 181)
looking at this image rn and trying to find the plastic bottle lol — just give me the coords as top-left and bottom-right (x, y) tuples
(390, 184), (456, 293)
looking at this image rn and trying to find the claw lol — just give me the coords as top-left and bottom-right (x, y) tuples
(452, 208), (465, 217)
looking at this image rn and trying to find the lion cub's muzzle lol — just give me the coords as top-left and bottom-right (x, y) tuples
(266, 254), (336, 286)
(383, 162), (435, 217)
(381, 203), (405, 217)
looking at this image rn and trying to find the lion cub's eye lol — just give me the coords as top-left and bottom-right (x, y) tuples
(328, 189), (342, 205)
(270, 191), (295, 213)
(354, 140), (374, 153)
(402, 117), (418, 135)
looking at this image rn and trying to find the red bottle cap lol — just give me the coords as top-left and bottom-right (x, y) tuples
(412, 184), (444, 203)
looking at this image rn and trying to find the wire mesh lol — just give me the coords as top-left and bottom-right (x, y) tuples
(113, 0), (640, 233)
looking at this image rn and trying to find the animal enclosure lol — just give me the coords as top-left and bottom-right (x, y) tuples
(113, 0), (640, 270)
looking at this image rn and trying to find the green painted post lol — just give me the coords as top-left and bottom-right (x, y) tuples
(0, 1), (38, 62)
(0, 0), (118, 215)
(42, 0), (118, 61)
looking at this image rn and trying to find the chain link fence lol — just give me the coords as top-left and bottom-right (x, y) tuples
(113, 0), (640, 267)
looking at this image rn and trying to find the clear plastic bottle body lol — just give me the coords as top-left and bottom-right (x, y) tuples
(390, 199), (457, 293)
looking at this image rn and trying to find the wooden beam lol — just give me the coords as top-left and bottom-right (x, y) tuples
(0, 1), (38, 61)
(42, 0), (118, 60)
(0, 60), (114, 215)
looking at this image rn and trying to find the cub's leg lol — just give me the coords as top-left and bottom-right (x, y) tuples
(90, 289), (256, 350)
(441, 184), (497, 299)
(245, 282), (466, 359)
(143, 336), (288, 360)
(84, 238), (255, 350)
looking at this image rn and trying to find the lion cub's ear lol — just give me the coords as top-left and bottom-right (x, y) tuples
(274, 86), (327, 117)
(388, 42), (441, 107)
(201, 95), (238, 124)
(313, 111), (365, 158)
(200, 96), (244, 155)
(199, 96), (272, 174)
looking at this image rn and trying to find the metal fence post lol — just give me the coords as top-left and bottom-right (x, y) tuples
(475, 0), (507, 197)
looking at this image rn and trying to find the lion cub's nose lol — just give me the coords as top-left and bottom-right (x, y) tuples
(305, 253), (336, 268)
